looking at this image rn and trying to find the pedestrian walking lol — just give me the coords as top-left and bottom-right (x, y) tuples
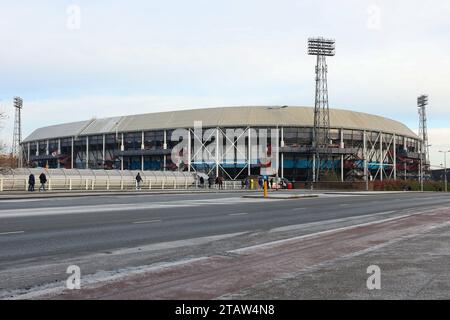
(28, 174), (35, 192)
(39, 172), (47, 192)
(258, 177), (263, 189)
(135, 172), (143, 190)
(208, 177), (213, 189)
(200, 176), (205, 188)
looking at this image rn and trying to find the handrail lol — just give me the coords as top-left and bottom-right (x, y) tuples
(0, 169), (248, 192)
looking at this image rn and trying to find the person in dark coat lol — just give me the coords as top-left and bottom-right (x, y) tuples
(39, 172), (47, 192)
(28, 174), (35, 192)
(208, 177), (213, 189)
(135, 173), (143, 190)
(199, 176), (205, 188)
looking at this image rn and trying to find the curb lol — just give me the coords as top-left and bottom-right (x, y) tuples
(242, 194), (319, 200)
(0, 189), (259, 200)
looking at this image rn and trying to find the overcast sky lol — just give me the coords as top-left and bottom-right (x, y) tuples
(0, 0), (449, 166)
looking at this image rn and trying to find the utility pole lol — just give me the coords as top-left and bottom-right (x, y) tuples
(11, 97), (23, 168)
(308, 37), (335, 183)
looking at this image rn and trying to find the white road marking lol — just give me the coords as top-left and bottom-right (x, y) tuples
(0, 231), (25, 236)
(339, 203), (350, 206)
(0, 198), (271, 219)
(132, 220), (161, 224)
(0, 197), (85, 203)
(293, 208), (307, 211)
(229, 213), (249, 216)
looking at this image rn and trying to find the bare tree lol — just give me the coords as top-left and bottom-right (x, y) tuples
(0, 110), (8, 154)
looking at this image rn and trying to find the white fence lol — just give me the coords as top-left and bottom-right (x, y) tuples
(0, 168), (243, 192)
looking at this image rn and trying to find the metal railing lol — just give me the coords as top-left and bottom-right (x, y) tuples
(0, 168), (245, 192)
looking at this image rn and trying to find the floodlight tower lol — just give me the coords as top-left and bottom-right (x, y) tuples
(308, 37), (335, 182)
(417, 95), (429, 190)
(12, 97), (23, 168)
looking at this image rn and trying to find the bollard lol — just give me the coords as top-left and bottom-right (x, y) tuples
(264, 180), (268, 198)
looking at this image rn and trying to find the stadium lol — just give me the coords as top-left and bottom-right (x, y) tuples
(21, 106), (422, 182)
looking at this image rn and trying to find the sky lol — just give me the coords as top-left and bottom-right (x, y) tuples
(0, 0), (449, 167)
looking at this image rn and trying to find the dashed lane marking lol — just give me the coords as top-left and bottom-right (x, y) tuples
(0, 231), (25, 236)
(132, 220), (162, 224)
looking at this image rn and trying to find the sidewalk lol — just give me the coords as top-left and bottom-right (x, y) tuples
(0, 188), (257, 200)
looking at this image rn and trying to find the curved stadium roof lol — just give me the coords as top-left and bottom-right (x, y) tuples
(23, 106), (418, 142)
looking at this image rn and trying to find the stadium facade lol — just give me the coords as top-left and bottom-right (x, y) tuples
(22, 106), (422, 181)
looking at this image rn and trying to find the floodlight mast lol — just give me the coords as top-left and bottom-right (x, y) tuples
(308, 37), (335, 182)
(417, 94), (429, 191)
(12, 97), (23, 168)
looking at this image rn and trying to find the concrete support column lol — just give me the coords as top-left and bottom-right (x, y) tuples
(363, 130), (368, 190)
(71, 137), (74, 169)
(380, 132), (383, 181)
(46, 139), (50, 168)
(393, 134), (397, 180)
(141, 131), (145, 171)
(102, 134), (106, 167)
(275, 127), (280, 179)
(340, 129), (344, 182)
(312, 154), (316, 183)
(86, 136), (89, 169)
(281, 127), (284, 179)
(188, 130), (191, 172)
(27, 143), (31, 166)
(57, 139), (61, 168)
(163, 130), (167, 172)
(248, 128), (251, 176)
(216, 127), (219, 178)
(121, 133), (124, 171)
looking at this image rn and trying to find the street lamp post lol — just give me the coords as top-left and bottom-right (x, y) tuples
(439, 150), (450, 192)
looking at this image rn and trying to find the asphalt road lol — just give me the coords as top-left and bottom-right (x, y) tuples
(1, 191), (450, 298)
